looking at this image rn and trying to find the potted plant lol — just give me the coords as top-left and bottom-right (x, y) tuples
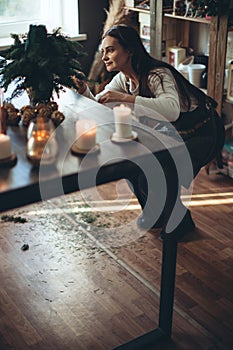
(0, 24), (86, 106)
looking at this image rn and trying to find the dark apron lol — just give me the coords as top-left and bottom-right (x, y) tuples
(153, 105), (225, 176)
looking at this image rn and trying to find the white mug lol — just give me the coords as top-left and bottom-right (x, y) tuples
(188, 64), (206, 88)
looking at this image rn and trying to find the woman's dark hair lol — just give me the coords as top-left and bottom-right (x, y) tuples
(102, 24), (217, 110)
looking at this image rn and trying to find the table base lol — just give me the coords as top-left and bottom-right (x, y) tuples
(114, 236), (178, 349)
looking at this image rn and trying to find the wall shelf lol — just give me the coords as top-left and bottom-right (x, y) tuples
(125, 6), (149, 14)
(125, 1), (231, 116)
(164, 13), (211, 25)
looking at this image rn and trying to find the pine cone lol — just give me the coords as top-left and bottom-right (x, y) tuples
(5, 102), (21, 125)
(21, 105), (35, 126)
(37, 106), (52, 119)
(50, 110), (65, 126)
(47, 101), (58, 112)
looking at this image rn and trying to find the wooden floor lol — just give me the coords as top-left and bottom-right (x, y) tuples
(0, 168), (232, 350)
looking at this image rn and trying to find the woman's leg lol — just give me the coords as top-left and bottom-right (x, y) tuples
(126, 152), (196, 240)
(126, 170), (164, 229)
(159, 159), (195, 241)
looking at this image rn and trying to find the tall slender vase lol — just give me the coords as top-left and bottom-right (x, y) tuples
(26, 86), (53, 107)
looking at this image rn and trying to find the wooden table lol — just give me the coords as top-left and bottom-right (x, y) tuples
(0, 89), (189, 349)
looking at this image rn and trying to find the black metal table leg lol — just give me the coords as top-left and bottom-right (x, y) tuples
(158, 236), (178, 336)
(114, 236), (178, 350)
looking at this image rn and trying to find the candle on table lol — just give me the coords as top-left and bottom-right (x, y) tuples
(0, 133), (12, 160)
(113, 104), (133, 139)
(26, 118), (58, 166)
(27, 130), (50, 161)
(75, 120), (97, 151)
(0, 88), (6, 134)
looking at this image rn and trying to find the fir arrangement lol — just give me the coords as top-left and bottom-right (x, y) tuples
(0, 24), (86, 105)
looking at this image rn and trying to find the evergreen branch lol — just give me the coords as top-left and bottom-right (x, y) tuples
(0, 24), (87, 102)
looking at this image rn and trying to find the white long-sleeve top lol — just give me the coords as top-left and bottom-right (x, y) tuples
(83, 68), (197, 123)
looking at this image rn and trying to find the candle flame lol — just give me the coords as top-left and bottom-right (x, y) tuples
(34, 130), (50, 141)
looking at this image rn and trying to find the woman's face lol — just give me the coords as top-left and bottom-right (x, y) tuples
(101, 36), (132, 73)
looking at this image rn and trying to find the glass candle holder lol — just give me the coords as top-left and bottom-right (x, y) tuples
(26, 117), (58, 166)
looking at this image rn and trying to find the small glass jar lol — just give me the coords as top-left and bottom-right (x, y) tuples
(26, 117), (58, 166)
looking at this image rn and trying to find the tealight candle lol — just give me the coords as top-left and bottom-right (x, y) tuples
(113, 104), (133, 139)
(0, 133), (12, 160)
(75, 119), (97, 151)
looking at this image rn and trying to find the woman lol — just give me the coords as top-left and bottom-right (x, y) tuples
(74, 24), (225, 241)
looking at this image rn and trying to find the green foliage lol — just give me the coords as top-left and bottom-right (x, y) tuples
(1, 215), (27, 223)
(0, 24), (87, 103)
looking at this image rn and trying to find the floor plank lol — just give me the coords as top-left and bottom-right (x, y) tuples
(0, 168), (232, 349)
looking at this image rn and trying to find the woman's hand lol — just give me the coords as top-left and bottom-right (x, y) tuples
(72, 74), (87, 95)
(98, 91), (135, 104)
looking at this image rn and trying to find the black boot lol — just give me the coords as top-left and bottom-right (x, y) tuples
(160, 209), (195, 242)
(137, 213), (164, 230)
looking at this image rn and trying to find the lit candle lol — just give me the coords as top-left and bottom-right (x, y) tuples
(27, 130), (50, 160)
(75, 119), (97, 151)
(0, 133), (12, 160)
(0, 88), (6, 134)
(113, 104), (133, 139)
(26, 118), (58, 166)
